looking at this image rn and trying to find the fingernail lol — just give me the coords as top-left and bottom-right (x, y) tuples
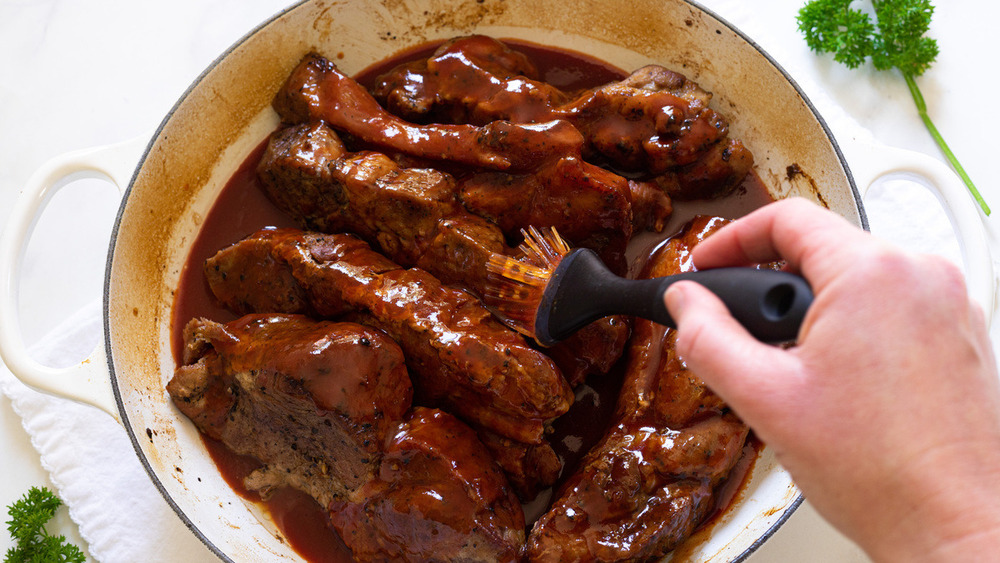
(664, 284), (687, 317)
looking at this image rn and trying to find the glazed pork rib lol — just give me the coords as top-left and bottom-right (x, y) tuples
(204, 227), (573, 445)
(527, 216), (751, 562)
(270, 53), (674, 269)
(257, 121), (632, 385)
(273, 51), (584, 172)
(528, 417), (748, 562)
(168, 316), (526, 562)
(266, 104), (636, 278)
(257, 120), (510, 294)
(329, 407), (526, 562)
(166, 314), (412, 506)
(372, 35), (570, 125)
(373, 35), (753, 199)
(454, 157), (637, 272)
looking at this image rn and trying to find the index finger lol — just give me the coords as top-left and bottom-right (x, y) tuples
(692, 198), (877, 289)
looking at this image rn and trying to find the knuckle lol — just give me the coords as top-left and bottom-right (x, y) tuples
(922, 254), (965, 286)
(909, 254), (969, 301)
(853, 244), (924, 284)
(858, 249), (973, 314)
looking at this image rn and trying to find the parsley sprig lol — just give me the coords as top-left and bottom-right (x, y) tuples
(5, 487), (85, 563)
(797, 0), (989, 215)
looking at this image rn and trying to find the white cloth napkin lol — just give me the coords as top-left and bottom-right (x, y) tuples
(0, 3), (960, 562)
(0, 301), (215, 562)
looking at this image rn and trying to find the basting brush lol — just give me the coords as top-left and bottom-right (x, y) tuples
(485, 226), (813, 346)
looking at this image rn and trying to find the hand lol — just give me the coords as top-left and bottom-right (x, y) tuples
(663, 198), (1000, 561)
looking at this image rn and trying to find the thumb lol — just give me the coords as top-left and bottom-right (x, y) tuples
(664, 280), (800, 411)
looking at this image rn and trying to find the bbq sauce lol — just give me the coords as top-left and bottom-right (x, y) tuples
(169, 142), (296, 363)
(171, 37), (773, 563)
(201, 437), (355, 563)
(353, 38), (627, 92)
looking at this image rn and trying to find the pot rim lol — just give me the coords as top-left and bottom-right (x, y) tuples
(102, 1), (864, 560)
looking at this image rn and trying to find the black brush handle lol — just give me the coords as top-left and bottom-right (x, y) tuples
(538, 249), (812, 345)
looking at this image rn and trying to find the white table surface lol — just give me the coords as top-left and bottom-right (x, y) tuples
(1, 0), (997, 560)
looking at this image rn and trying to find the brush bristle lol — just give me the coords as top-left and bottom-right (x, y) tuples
(485, 226), (571, 341)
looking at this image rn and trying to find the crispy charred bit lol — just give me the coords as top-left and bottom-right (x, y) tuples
(329, 407), (526, 562)
(373, 35), (752, 199)
(204, 228), (574, 444)
(527, 216), (751, 561)
(650, 137), (755, 201)
(541, 314), (632, 388)
(629, 179), (673, 233)
(474, 426), (562, 502)
(166, 314), (412, 506)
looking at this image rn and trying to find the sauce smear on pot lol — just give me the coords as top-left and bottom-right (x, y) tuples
(171, 37), (774, 562)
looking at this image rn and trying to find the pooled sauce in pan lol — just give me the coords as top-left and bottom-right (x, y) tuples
(352, 39), (629, 92)
(171, 38), (773, 562)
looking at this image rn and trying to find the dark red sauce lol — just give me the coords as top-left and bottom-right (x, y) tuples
(353, 38), (627, 93)
(170, 143), (296, 363)
(201, 437), (355, 563)
(171, 37), (774, 562)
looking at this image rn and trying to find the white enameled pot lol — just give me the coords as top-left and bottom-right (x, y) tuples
(0, 0), (993, 561)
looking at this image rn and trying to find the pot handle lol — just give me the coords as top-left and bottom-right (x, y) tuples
(0, 135), (149, 421)
(844, 140), (996, 326)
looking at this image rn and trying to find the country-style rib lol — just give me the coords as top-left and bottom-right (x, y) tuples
(257, 120), (632, 383)
(329, 407), (526, 562)
(527, 216), (751, 561)
(204, 228), (573, 445)
(167, 314), (412, 506)
(373, 35), (753, 199)
(273, 52), (584, 172)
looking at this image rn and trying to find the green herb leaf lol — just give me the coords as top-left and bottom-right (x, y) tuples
(5, 487), (86, 563)
(871, 0), (938, 75)
(798, 0), (876, 68)
(797, 0), (989, 215)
